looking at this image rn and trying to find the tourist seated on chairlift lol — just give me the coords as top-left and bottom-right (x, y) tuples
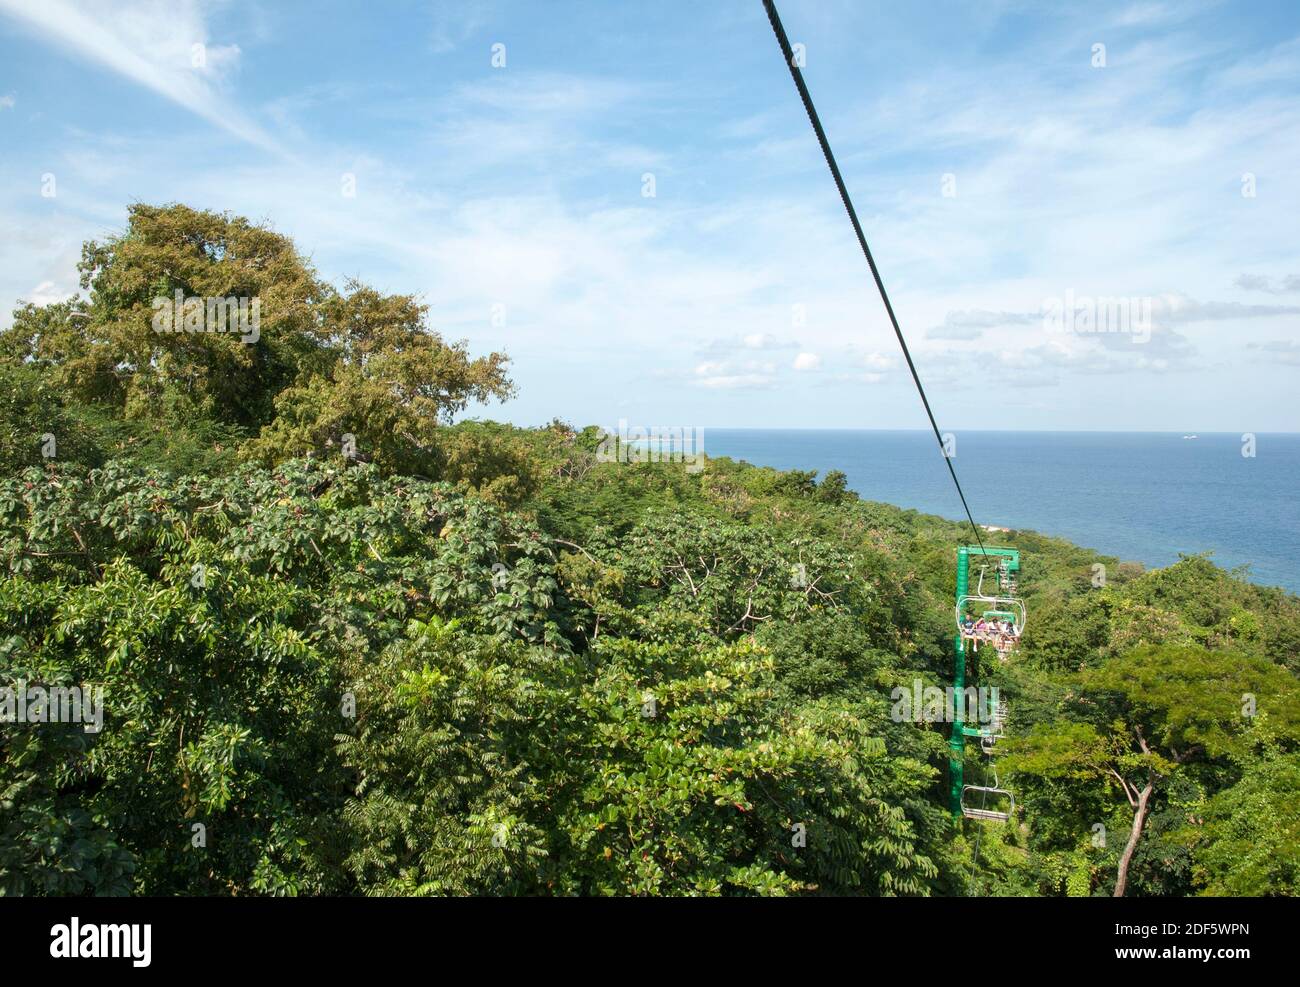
(961, 616), (976, 638)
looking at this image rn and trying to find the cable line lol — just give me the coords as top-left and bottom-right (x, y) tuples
(760, 0), (1011, 894)
(759, 0), (987, 558)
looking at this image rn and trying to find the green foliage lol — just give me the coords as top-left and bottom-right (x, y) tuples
(242, 282), (513, 475)
(0, 361), (112, 470)
(1194, 748), (1300, 896)
(4, 202), (1299, 897)
(0, 457), (960, 896)
(3, 204), (514, 498)
(3, 204), (325, 425)
(337, 618), (551, 895)
(1003, 643), (1300, 895)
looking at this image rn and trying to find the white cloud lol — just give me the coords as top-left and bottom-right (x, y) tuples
(792, 352), (821, 371)
(1154, 293), (1300, 323)
(0, 93), (14, 109)
(928, 309), (1037, 340)
(698, 332), (799, 358)
(431, 0), (495, 54)
(0, 0), (279, 153)
(834, 372), (886, 385)
(690, 355), (777, 390)
(693, 373), (774, 390)
(22, 279), (75, 306)
(1234, 273), (1300, 294)
(1247, 341), (1300, 366)
(860, 352), (897, 371)
(740, 332), (801, 350)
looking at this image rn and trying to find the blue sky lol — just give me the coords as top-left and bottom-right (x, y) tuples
(2, 0), (1299, 431)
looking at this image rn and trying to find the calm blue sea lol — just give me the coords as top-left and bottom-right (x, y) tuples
(704, 430), (1300, 594)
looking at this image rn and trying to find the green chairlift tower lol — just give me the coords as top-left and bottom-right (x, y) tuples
(950, 545), (1023, 820)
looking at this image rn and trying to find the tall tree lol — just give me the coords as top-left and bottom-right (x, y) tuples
(1006, 644), (1300, 896)
(2, 203), (328, 427)
(242, 282), (513, 475)
(1, 204), (512, 475)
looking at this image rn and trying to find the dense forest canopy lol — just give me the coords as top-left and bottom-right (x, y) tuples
(2, 204), (1298, 896)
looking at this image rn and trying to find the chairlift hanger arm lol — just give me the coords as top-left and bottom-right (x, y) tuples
(963, 546), (1020, 571)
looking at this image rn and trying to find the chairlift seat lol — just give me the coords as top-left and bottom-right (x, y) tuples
(960, 784), (1015, 822)
(962, 803), (1013, 822)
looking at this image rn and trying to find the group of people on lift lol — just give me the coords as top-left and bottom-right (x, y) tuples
(960, 615), (1020, 654)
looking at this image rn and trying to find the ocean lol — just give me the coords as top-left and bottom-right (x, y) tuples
(704, 430), (1300, 594)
